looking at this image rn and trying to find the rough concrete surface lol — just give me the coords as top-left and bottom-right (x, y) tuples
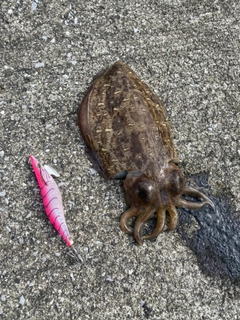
(0, 0), (240, 319)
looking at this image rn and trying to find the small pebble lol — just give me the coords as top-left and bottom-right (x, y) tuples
(19, 295), (25, 305)
(32, 2), (37, 10)
(35, 62), (44, 68)
(90, 168), (97, 175)
(25, 212), (32, 219)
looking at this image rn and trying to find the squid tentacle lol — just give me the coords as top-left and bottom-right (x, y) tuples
(177, 198), (211, 210)
(166, 206), (178, 231)
(178, 185), (215, 209)
(143, 208), (166, 240)
(134, 208), (154, 245)
(120, 207), (140, 234)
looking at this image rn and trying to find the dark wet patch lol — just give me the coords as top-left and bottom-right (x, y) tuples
(177, 173), (240, 282)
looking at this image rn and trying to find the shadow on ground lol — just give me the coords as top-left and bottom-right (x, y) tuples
(177, 174), (240, 283)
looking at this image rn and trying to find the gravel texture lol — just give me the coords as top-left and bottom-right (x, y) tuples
(0, 0), (240, 319)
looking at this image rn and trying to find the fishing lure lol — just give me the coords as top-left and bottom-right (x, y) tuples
(30, 155), (73, 246)
(30, 155), (81, 254)
(78, 61), (214, 245)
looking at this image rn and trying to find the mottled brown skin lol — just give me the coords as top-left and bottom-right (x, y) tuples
(78, 61), (214, 245)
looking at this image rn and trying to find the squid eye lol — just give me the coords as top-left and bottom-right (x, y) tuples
(136, 187), (148, 200)
(135, 182), (152, 204)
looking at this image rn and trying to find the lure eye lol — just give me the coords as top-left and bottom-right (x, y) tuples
(37, 163), (41, 168)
